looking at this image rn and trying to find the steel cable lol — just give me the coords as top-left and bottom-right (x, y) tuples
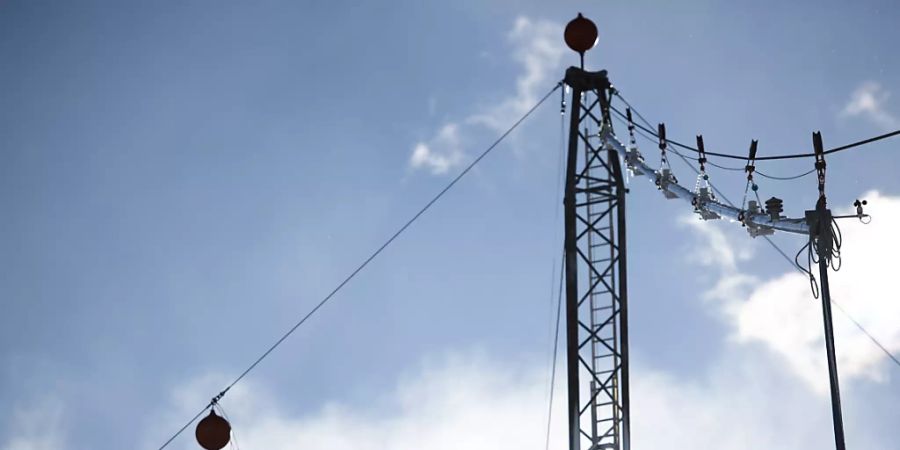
(156, 81), (563, 450)
(612, 93), (900, 161)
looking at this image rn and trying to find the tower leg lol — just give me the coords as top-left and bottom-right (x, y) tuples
(564, 83), (583, 450)
(563, 66), (629, 450)
(813, 204), (846, 450)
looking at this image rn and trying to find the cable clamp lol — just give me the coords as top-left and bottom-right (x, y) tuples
(812, 131), (827, 197)
(626, 108), (637, 147)
(210, 388), (229, 407)
(745, 139), (758, 181)
(696, 134), (708, 172)
(657, 123), (671, 170)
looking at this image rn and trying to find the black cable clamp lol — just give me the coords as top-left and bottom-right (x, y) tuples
(626, 108), (637, 147)
(745, 139), (758, 181)
(559, 82), (566, 115)
(657, 123), (667, 151)
(210, 388), (229, 407)
(657, 123), (669, 168)
(696, 134), (707, 173)
(813, 131), (827, 200)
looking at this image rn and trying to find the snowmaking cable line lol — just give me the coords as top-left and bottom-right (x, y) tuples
(757, 168), (817, 181)
(626, 120), (816, 180)
(545, 247), (564, 450)
(609, 98), (900, 371)
(704, 159), (743, 171)
(543, 89), (569, 450)
(541, 90), (568, 450)
(634, 125), (816, 180)
(613, 110), (816, 181)
(156, 81), (563, 450)
(610, 93), (900, 161)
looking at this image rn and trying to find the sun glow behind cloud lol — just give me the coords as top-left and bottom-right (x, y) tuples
(1, 399), (64, 450)
(681, 191), (900, 394)
(841, 81), (900, 131)
(408, 17), (567, 175)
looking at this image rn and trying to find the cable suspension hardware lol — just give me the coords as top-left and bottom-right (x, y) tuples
(615, 119), (865, 450)
(692, 135), (719, 220)
(570, 79), (885, 450)
(610, 88), (885, 450)
(654, 123), (679, 199)
(608, 94), (898, 379)
(609, 106), (827, 181)
(618, 133), (811, 236)
(598, 71), (888, 450)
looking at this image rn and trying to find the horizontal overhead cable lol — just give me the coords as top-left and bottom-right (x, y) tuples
(610, 94), (900, 161)
(609, 95), (900, 372)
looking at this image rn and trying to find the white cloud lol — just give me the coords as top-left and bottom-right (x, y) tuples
(409, 124), (465, 175)
(152, 348), (878, 450)
(841, 81), (900, 130)
(466, 17), (567, 133)
(1, 400), (65, 450)
(142, 198), (900, 450)
(731, 191), (900, 393)
(409, 17), (567, 175)
(678, 216), (760, 312)
(679, 215), (755, 274)
(631, 353), (834, 450)
(683, 192), (900, 394)
(154, 354), (567, 450)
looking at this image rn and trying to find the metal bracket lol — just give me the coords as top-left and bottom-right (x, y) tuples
(694, 187), (720, 220)
(656, 169), (678, 199)
(746, 200), (774, 237)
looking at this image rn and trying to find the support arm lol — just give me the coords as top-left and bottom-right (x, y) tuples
(604, 130), (810, 236)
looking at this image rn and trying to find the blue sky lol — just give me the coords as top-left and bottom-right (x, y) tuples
(1, 1), (899, 449)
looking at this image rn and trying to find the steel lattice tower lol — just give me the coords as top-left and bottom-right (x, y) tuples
(563, 66), (630, 450)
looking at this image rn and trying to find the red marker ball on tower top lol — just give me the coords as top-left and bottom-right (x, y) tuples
(564, 13), (598, 54)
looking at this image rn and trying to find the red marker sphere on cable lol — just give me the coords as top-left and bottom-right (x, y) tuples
(195, 409), (231, 450)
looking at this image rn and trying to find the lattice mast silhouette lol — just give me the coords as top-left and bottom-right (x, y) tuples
(560, 13), (851, 450)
